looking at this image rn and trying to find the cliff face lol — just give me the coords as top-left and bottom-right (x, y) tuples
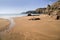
(35, 8), (46, 14)
(50, 1), (60, 15)
(35, 0), (60, 15)
(26, 0), (60, 17)
(52, 0), (60, 8)
(35, 0), (60, 19)
(47, 1), (60, 20)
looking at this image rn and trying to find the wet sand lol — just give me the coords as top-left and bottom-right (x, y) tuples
(0, 14), (60, 40)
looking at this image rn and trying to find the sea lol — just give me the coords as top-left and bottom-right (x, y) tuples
(0, 13), (40, 19)
(0, 14), (27, 19)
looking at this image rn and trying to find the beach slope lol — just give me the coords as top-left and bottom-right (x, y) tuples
(1, 15), (60, 40)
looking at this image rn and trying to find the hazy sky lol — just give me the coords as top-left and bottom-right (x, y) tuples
(0, 0), (57, 14)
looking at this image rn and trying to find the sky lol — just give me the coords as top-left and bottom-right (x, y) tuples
(0, 0), (57, 14)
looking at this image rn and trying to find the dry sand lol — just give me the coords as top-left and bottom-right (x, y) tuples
(0, 18), (10, 32)
(0, 14), (60, 40)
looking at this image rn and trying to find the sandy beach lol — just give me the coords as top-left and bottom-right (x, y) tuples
(0, 0), (60, 40)
(0, 18), (10, 32)
(0, 14), (60, 40)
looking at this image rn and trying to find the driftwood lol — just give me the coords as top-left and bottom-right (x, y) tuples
(29, 18), (40, 20)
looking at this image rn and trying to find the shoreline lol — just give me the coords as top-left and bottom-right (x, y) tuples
(0, 17), (15, 32)
(0, 14), (60, 40)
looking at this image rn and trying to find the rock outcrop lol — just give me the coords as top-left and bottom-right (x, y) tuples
(48, 0), (60, 20)
(35, 8), (46, 14)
